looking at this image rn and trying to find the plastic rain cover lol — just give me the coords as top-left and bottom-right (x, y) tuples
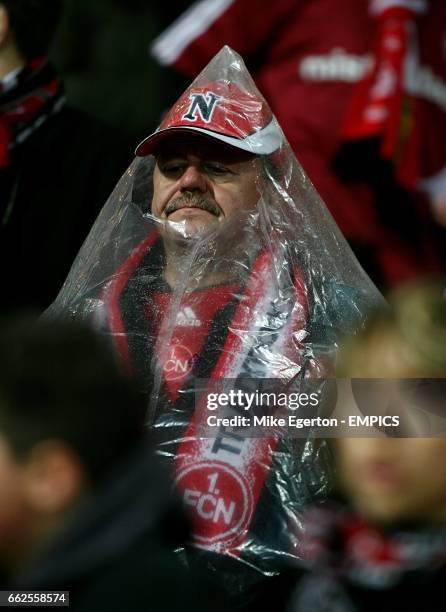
(47, 47), (383, 584)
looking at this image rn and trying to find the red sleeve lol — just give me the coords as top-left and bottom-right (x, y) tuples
(151, 0), (296, 76)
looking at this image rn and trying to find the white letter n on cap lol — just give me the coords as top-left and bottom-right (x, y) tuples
(182, 92), (221, 123)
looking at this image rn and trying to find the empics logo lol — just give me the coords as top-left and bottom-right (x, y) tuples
(182, 92), (221, 123)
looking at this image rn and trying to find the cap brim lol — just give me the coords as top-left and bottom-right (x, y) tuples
(135, 118), (282, 157)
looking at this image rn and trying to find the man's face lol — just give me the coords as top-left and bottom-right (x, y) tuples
(151, 135), (260, 237)
(335, 437), (446, 525)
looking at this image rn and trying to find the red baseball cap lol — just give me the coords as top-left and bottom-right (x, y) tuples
(135, 80), (283, 157)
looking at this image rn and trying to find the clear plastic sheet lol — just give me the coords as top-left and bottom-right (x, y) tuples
(47, 47), (383, 580)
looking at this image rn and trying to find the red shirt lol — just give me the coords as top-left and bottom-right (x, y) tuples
(153, 283), (240, 401)
(152, 0), (446, 284)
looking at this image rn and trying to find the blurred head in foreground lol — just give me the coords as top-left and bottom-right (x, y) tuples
(335, 278), (446, 527)
(0, 316), (145, 574)
(0, 0), (63, 64)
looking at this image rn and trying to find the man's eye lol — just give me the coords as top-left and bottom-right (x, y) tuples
(160, 162), (185, 177)
(204, 163), (230, 176)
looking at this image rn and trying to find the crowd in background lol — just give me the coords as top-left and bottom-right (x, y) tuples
(3, 0), (446, 309)
(2, 1), (446, 611)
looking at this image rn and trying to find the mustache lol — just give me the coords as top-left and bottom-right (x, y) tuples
(164, 193), (221, 217)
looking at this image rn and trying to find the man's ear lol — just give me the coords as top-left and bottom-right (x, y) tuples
(0, 5), (10, 46)
(22, 442), (86, 514)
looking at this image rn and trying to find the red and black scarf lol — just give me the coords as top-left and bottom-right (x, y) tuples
(340, 0), (427, 171)
(291, 500), (446, 611)
(101, 228), (317, 567)
(0, 57), (64, 169)
(303, 501), (446, 580)
(332, 1), (432, 256)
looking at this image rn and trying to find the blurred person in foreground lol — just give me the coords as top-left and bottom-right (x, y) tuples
(288, 279), (446, 612)
(152, 0), (446, 289)
(0, 317), (226, 612)
(0, 0), (130, 313)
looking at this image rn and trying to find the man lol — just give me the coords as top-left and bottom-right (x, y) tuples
(50, 47), (382, 595)
(151, 0), (446, 288)
(0, 315), (227, 612)
(0, 0), (130, 313)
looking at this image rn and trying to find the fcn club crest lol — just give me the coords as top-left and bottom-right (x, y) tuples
(182, 92), (221, 123)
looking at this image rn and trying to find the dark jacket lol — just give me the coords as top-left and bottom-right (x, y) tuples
(0, 105), (131, 314)
(7, 443), (227, 612)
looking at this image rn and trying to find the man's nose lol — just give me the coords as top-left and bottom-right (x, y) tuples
(179, 164), (208, 192)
